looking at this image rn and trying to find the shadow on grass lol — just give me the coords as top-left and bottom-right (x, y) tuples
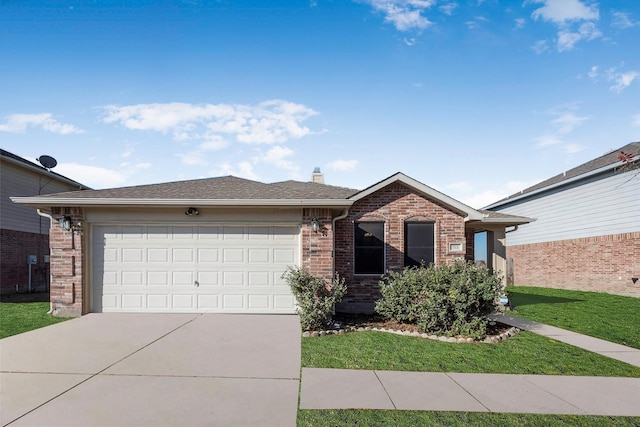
(0, 292), (50, 303)
(508, 290), (583, 308)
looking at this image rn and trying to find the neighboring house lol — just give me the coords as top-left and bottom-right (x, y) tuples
(1, 149), (89, 295)
(12, 171), (531, 316)
(484, 142), (640, 297)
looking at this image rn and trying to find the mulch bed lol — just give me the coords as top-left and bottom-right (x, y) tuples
(332, 312), (513, 337)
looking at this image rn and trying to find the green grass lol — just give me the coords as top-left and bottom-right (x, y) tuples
(302, 331), (640, 377)
(507, 286), (640, 349)
(0, 302), (70, 339)
(298, 410), (640, 426)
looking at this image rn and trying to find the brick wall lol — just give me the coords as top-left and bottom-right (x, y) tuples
(49, 207), (85, 317)
(334, 183), (466, 312)
(301, 208), (334, 281)
(0, 228), (50, 294)
(507, 232), (640, 297)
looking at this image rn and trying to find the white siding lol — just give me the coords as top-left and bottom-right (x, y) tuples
(1, 159), (83, 234)
(494, 170), (640, 246)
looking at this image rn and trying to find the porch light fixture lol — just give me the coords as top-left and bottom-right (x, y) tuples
(185, 207), (199, 216)
(59, 216), (72, 231)
(310, 218), (320, 233)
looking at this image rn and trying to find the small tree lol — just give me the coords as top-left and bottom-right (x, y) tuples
(282, 266), (347, 331)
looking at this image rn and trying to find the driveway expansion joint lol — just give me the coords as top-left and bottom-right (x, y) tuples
(444, 373), (492, 412)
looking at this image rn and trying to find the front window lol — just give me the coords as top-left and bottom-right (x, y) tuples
(354, 222), (385, 274)
(404, 222), (434, 267)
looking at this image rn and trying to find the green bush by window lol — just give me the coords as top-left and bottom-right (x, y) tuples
(375, 261), (502, 339)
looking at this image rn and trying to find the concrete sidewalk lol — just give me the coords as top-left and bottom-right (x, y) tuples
(299, 368), (640, 415)
(299, 316), (640, 415)
(488, 313), (640, 368)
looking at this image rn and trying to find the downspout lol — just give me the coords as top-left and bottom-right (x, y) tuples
(36, 209), (54, 315)
(331, 207), (350, 279)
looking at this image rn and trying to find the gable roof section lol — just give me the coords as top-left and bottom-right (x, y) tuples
(350, 172), (485, 221)
(485, 141), (640, 209)
(1, 148), (90, 190)
(11, 175), (357, 208)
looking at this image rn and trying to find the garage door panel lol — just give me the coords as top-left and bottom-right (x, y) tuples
(248, 271), (270, 286)
(223, 248), (244, 263)
(274, 249), (296, 264)
(223, 295), (244, 309)
(92, 224), (299, 313)
(197, 248), (219, 262)
(248, 248), (270, 263)
(222, 271), (245, 286)
(248, 294), (270, 309)
(148, 248), (169, 262)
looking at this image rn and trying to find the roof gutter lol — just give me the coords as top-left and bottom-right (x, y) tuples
(11, 197), (354, 209)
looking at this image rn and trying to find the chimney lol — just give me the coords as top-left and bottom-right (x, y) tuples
(312, 167), (324, 184)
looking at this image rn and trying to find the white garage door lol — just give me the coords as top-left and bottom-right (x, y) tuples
(91, 224), (299, 313)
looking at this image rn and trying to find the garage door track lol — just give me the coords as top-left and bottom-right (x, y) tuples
(0, 313), (301, 427)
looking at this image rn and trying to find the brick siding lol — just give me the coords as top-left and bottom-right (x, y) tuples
(48, 207), (85, 317)
(302, 208), (334, 281)
(507, 232), (640, 297)
(0, 229), (50, 294)
(334, 183), (467, 312)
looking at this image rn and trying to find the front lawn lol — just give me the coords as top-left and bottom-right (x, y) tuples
(507, 286), (640, 349)
(0, 301), (69, 339)
(302, 331), (640, 377)
(298, 410), (640, 426)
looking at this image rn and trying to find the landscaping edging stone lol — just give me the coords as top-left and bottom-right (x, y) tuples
(302, 324), (521, 343)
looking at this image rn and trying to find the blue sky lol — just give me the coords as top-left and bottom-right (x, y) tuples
(1, 0), (638, 208)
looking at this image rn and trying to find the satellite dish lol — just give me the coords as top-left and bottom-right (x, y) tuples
(38, 155), (58, 169)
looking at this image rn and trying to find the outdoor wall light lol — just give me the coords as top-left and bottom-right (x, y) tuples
(59, 216), (72, 231)
(185, 207), (200, 216)
(310, 218), (320, 233)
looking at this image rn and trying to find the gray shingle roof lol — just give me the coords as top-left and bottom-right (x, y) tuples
(490, 141), (639, 206)
(34, 175), (359, 200)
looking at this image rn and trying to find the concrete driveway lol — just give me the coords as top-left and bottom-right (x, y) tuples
(1, 313), (301, 427)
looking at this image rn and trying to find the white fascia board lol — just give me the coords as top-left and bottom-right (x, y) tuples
(10, 196), (353, 208)
(351, 172), (484, 221)
(476, 217), (536, 225)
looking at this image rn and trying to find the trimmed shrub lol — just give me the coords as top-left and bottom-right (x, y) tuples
(283, 266), (347, 331)
(375, 261), (502, 339)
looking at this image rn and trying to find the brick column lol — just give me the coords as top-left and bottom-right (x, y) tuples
(49, 207), (84, 317)
(301, 208), (334, 281)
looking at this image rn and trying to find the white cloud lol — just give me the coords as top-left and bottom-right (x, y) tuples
(439, 2), (458, 16)
(258, 146), (299, 173)
(611, 11), (639, 29)
(609, 71), (639, 93)
(445, 181), (473, 192)
(55, 163), (128, 188)
(102, 100), (318, 145)
(530, 0), (598, 23)
(514, 18), (526, 29)
(456, 180), (541, 209)
(360, 0), (435, 32)
(0, 113), (83, 135)
(534, 134), (563, 147)
(465, 16), (488, 30)
(556, 21), (601, 51)
(326, 159), (359, 172)
(633, 114), (640, 127)
(210, 161), (259, 181)
(587, 65), (599, 79)
(563, 143), (584, 154)
(533, 106), (589, 154)
(403, 37), (416, 46)
(531, 40), (549, 54)
(551, 112), (589, 134)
